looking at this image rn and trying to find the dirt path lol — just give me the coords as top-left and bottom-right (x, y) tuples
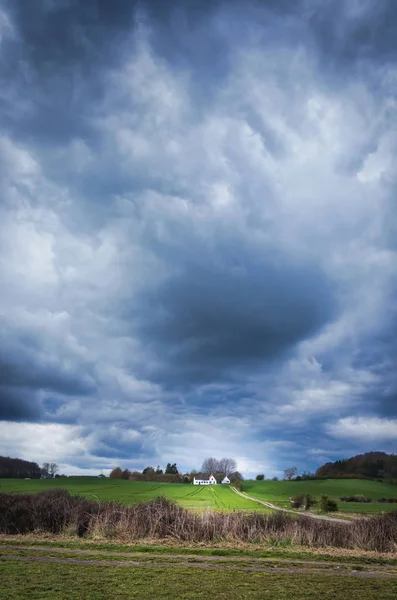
(1, 547), (397, 579)
(0, 544), (370, 567)
(231, 487), (351, 524)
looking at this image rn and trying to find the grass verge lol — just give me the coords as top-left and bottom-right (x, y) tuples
(1, 552), (397, 599)
(1, 535), (397, 565)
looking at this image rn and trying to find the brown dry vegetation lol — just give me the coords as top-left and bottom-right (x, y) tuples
(1, 489), (397, 552)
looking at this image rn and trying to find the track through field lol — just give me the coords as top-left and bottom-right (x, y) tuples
(1, 545), (397, 579)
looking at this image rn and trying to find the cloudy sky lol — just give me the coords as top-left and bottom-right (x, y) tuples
(0, 0), (396, 477)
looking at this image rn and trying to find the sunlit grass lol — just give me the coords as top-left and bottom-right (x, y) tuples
(0, 478), (268, 512)
(243, 479), (397, 514)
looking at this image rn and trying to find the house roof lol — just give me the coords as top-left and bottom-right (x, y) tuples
(194, 474), (215, 481)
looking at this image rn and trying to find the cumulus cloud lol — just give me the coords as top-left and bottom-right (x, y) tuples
(327, 417), (397, 443)
(0, 422), (88, 470)
(0, 0), (396, 476)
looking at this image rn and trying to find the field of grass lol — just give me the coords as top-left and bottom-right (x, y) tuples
(1, 539), (397, 599)
(2, 477), (396, 515)
(0, 477), (268, 512)
(243, 479), (397, 514)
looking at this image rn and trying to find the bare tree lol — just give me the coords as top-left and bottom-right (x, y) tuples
(201, 457), (220, 474)
(228, 471), (243, 481)
(48, 463), (59, 478)
(284, 467), (297, 481)
(41, 462), (59, 478)
(218, 457), (237, 476)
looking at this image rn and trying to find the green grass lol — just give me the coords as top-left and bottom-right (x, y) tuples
(1, 550), (397, 599)
(338, 503), (397, 514)
(3, 547), (397, 573)
(2, 477), (396, 515)
(0, 478), (268, 512)
(2, 538), (397, 566)
(243, 479), (397, 514)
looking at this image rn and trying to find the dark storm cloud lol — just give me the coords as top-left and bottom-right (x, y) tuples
(350, 305), (397, 420)
(0, 319), (97, 422)
(88, 438), (144, 460)
(131, 248), (336, 385)
(0, 0), (331, 146)
(0, 352), (95, 397)
(308, 0), (397, 69)
(0, 387), (41, 422)
(141, 1), (276, 76)
(0, 0), (138, 144)
(2, 0), (391, 154)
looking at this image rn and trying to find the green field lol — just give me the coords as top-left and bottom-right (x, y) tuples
(1, 540), (397, 599)
(0, 478), (267, 512)
(2, 477), (397, 515)
(243, 479), (397, 514)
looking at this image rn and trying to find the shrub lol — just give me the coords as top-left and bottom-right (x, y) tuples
(326, 499), (338, 512)
(0, 489), (99, 536)
(339, 495), (372, 503)
(3, 490), (397, 552)
(320, 495), (338, 512)
(304, 494), (317, 509)
(231, 478), (243, 491)
(290, 494), (316, 510)
(290, 494), (304, 508)
(378, 498), (397, 503)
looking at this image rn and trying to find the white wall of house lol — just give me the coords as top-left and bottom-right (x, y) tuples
(193, 475), (217, 485)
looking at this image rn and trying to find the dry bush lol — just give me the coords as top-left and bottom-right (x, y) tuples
(1, 490), (397, 552)
(350, 511), (397, 552)
(0, 489), (99, 536)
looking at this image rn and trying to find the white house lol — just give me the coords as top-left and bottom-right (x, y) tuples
(221, 476), (230, 484)
(193, 474), (217, 485)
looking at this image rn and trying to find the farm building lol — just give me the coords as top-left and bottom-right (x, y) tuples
(193, 474), (217, 485)
(221, 476), (230, 484)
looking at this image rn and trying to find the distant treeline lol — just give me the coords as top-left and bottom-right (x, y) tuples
(129, 472), (190, 483)
(0, 456), (42, 479)
(316, 452), (397, 480)
(109, 465), (243, 484)
(109, 463), (189, 483)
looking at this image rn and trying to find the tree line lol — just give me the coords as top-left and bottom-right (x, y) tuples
(109, 457), (243, 484)
(0, 456), (42, 479)
(0, 456), (60, 479)
(109, 463), (186, 483)
(315, 452), (397, 480)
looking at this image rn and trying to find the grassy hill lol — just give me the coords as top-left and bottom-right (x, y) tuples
(0, 477), (268, 512)
(3, 476), (396, 515)
(243, 479), (397, 514)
